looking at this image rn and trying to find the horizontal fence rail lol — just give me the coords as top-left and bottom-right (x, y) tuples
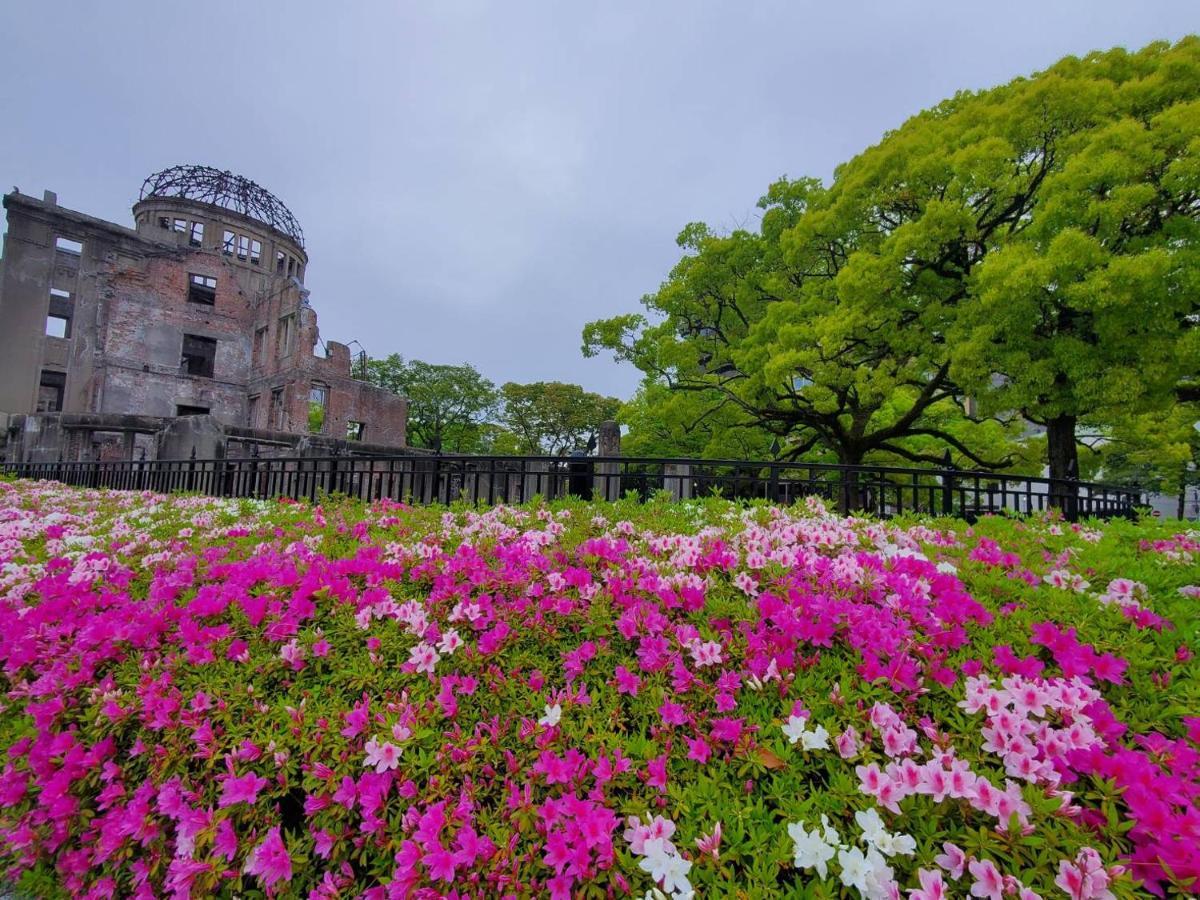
(2, 454), (1141, 521)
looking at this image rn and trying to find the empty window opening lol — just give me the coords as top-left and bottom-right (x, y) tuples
(55, 236), (83, 255)
(175, 404), (210, 417)
(346, 421), (365, 441)
(250, 239), (262, 265)
(158, 216), (171, 229)
(47, 288), (74, 338)
(181, 334), (217, 378)
(187, 273), (217, 305)
(287, 256), (296, 277)
(45, 315), (70, 338)
(37, 370), (66, 412)
(270, 388), (286, 430)
(277, 314), (296, 357)
(247, 394), (260, 427)
(222, 230), (236, 255)
(238, 235), (249, 260)
(252, 326), (268, 366)
(276, 251), (286, 274)
(173, 218), (187, 233)
(189, 221), (205, 247)
(308, 383), (329, 434)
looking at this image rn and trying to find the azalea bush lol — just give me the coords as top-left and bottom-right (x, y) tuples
(0, 478), (1198, 899)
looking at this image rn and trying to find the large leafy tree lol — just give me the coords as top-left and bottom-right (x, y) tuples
(498, 382), (621, 455)
(363, 355), (499, 453)
(583, 179), (1013, 469)
(585, 38), (1200, 492)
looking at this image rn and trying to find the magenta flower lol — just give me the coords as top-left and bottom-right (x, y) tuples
(614, 665), (641, 696)
(217, 771), (269, 808)
(243, 826), (292, 889)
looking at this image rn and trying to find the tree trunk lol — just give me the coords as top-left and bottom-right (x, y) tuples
(835, 445), (865, 515)
(1046, 415), (1078, 518)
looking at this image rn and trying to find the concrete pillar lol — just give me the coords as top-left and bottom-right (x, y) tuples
(663, 463), (693, 500)
(23, 414), (68, 463)
(594, 419), (621, 501)
(156, 415), (226, 461)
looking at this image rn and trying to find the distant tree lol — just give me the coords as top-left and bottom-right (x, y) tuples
(364, 354), (498, 453)
(1085, 407), (1200, 518)
(498, 382), (621, 455)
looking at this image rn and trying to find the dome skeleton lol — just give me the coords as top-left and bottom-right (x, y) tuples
(138, 165), (304, 249)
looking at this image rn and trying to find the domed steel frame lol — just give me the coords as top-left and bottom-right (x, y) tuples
(139, 165), (305, 248)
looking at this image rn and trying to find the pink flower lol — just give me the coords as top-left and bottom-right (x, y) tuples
(243, 826), (292, 888)
(311, 637), (331, 658)
(909, 868), (947, 900)
(686, 736), (711, 764)
(423, 846), (457, 883)
(438, 629), (463, 655)
(934, 842), (967, 880)
(658, 700), (688, 727)
(214, 818), (237, 862)
(969, 858), (1004, 900)
(836, 726), (860, 759)
(690, 640), (723, 668)
(645, 754), (669, 791)
(218, 771), (270, 808)
(280, 638), (306, 670)
(695, 821), (722, 860)
(363, 737), (402, 772)
(407, 641), (440, 675)
(1055, 848), (1115, 900)
(614, 665), (641, 696)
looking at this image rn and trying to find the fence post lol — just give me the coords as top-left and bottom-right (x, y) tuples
(187, 447), (196, 493)
(940, 450), (956, 517)
(1065, 458), (1080, 522)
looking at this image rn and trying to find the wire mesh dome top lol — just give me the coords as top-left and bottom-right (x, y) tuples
(138, 165), (305, 248)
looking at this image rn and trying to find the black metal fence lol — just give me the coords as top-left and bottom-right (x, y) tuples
(1, 454), (1141, 521)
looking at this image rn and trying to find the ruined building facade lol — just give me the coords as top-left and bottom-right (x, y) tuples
(0, 166), (407, 461)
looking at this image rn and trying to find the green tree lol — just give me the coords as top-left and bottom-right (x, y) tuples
(1086, 407), (1200, 518)
(364, 354), (498, 453)
(619, 381), (775, 459)
(583, 180), (1013, 470)
(585, 38), (1200, 497)
(498, 382), (621, 455)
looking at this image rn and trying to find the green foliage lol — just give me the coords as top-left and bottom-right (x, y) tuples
(363, 354), (499, 452)
(498, 381), (621, 455)
(307, 399), (326, 434)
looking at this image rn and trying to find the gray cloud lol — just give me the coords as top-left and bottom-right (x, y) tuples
(2, 1), (1194, 399)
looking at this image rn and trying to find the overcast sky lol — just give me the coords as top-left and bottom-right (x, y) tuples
(1, 2), (1195, 400)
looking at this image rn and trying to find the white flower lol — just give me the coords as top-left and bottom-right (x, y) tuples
(782, 715), (809, 744)
(854, 808), (887, 845)
(787, 821), (837, 879)
(783, 715), (829, 750)
(801, 724), (830, 751)
(855, 807), (916, 859)
(839, 846), (872, 894)
(538, 703), (562, 727)
(638, 838), (693, 896)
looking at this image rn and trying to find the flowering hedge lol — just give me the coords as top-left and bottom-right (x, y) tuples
(0, 478), (1198, 899)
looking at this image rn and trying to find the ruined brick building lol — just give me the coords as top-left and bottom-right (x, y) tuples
(0, 166), (407, 461)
